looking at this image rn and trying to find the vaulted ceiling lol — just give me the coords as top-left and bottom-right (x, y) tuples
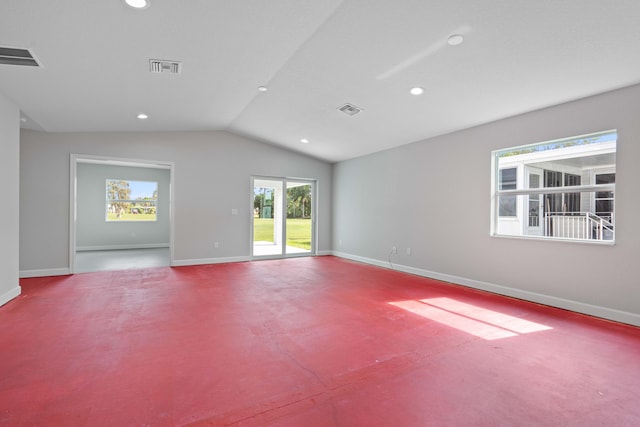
(2, 0), (640, 162)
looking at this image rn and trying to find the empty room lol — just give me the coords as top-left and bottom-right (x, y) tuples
(1, 1), (639, 426)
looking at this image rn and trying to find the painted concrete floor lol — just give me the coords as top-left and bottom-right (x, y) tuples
(3, 256), (640, 426)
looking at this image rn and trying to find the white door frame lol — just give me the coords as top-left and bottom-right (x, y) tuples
(250, 175), (316, 259)
(69, 154), (175, 273)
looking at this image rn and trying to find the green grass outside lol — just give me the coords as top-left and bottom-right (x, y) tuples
(106, 213), (157, 221)
(253, 218), (312, 250)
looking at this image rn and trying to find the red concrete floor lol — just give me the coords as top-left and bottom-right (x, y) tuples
(1, 256), (639, 426)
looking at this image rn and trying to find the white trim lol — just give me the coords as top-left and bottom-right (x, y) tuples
(76, 243), (170, 252)
(171, 256), (251, 267)
(70, 155), (77, 274)
(19, 268), (71, 278)
(331, 251), (640, 327)
(78, 156), (170, 169)
(70, 154), (176, 274)
(0, 286), (21, 307)
(590, 167), (616, 215)
(174, 253), (329, 266)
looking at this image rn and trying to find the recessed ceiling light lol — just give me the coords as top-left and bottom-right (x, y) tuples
(137, 113), (148, 120)
(447, 34), (464, 46)
(300, 139), (309, 144)
(20, 117), (27, 123)
(123, 0), (150, 9)
(257, 86), (268, 92)
(410, 87), (425, 96)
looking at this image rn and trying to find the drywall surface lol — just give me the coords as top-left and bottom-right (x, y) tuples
(332, 84), (640, 324)
(20, 131), (332, 272)
(76, 163), (170, 250)
(0, 92), (20, 305)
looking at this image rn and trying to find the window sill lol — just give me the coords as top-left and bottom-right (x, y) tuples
(490, 233), (615, 246)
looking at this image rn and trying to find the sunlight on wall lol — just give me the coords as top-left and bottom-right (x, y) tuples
(389, 297), (552, 340)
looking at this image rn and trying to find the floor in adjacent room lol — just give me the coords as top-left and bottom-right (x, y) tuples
(2, 256), (639, 426)
(75, 248), (170, 273)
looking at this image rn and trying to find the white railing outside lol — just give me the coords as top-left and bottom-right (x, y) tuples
(544, 212), (614, 241)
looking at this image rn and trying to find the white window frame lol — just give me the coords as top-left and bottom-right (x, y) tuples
(106, 179), (159, 222)
(590, 167), (615, 223)
(491, 130), (616, 243)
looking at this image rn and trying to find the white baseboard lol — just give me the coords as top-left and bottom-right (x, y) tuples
(19, 252), (324, 277)
(172, 256), (251, 267)
(173, 253), (330, 266)
(331, 251), (640, 327)
(0, 285), (21, 307)
(76, 243), (170, 252)
(20, 268), (72, 278)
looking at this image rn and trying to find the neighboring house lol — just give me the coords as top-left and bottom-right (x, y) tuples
(495, 136), (616, 241)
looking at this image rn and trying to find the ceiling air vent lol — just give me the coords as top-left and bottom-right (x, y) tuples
(337, 103), (363, 116)
(0, 47), (40, 67)
(149, 59), (182, 74)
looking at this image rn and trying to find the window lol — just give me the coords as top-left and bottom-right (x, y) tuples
(106, 179), (158, 221)
(595, 173), (615, 222)
(492, 130), (616, 242)
(499, 168), (517, 217)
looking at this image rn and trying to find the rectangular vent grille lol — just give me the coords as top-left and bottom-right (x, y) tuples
(0, 47), (39, 67)
(338, 103), (363, 116)
(149, 59), (182, 74)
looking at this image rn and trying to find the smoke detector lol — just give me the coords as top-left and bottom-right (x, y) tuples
(337, 103), (363, 116)
(149, 59), (182, 75)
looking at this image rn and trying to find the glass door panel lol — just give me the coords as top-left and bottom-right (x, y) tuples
(252, 178), (283, 257)
(286, 181), (313, 255)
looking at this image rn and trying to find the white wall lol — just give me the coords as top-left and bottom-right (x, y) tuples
(76, 163), (170, 250)
(0, 92), (21, 306)
(20, 130), (332, 275)
(332, 84), (640, 326)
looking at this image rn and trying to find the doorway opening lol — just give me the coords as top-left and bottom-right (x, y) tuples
(70, 154), (175, 273)
(251, 177), (315, 258)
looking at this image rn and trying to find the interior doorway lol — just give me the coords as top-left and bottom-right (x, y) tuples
(70, 154), (175, 273)
(251, 177), (315, 258)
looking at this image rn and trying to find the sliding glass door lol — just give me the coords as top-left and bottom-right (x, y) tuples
(285, 181), (313, 255)
(252, 177), (315, 258)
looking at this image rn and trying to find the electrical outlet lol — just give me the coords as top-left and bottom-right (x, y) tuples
(214, 241), (219, 249)
(392, 246), (397, 254)
(406, 247), (412, 256)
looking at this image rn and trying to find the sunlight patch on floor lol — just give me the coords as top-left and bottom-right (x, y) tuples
(389, 297), (552, 340)
(253, 241), (309, 256)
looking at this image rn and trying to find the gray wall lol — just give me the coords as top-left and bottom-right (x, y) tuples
(76, 163), (170, 250)
(0, 92), (20, 306)
(20, 130), (332, 274)
(332, 84), (640, 325)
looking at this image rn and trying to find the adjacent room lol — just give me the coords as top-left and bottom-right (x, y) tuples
(1, 1), (639, 425)
(73, 158), (172, 272)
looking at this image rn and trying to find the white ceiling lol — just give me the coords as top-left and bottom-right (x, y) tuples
(2, 0), (640, 163)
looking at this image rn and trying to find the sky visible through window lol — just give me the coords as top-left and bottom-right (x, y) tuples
(498, 131), (616, 158)
(129, 181), (157, 199)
